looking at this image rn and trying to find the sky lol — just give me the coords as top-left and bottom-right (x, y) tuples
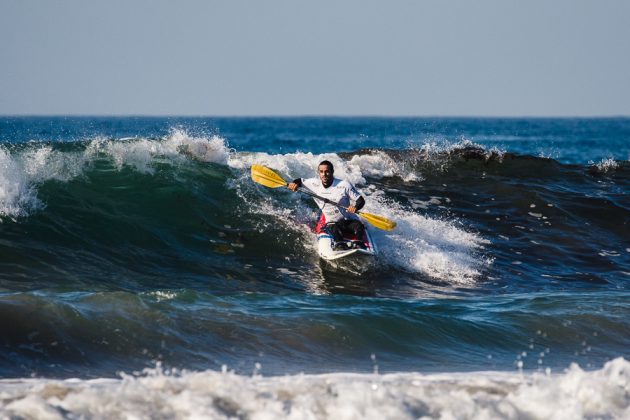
(1, 0), (629, 116)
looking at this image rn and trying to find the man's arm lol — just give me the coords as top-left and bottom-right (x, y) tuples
(345, 181), (365, 213)
(287, 178), (302, 192)
(347, 196), (365, 214)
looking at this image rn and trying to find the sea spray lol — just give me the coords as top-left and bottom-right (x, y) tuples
(0, 146), (43, 219)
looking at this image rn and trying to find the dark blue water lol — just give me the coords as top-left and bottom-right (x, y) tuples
(0, 117), (628, 379)
(3, 116), (629, 161)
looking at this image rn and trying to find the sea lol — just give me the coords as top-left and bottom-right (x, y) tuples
(0, 116), (628, 419)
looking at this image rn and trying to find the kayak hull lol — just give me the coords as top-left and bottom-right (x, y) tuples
(316, 228), (377, 261)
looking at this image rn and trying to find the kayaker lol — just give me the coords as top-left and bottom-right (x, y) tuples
(288, 160), (366, 249)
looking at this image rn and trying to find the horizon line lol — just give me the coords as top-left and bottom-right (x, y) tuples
(1, 114), (629, 119)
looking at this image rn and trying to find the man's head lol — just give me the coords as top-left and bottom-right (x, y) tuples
(318, 160), (334, 187)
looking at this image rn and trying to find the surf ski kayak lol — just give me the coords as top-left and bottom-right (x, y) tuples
(314, 216), (377, 261)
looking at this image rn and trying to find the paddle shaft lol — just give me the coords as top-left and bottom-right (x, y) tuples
(294, 184), (397, 231)
(251, 165), (395, 230)
(297, 187), (359, 214)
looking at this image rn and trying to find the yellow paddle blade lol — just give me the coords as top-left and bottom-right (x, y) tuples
(358, 211), (397, 231)
(251, 164), (288, 188)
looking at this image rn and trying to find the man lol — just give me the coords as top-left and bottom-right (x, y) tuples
(288, 160), (366, 249)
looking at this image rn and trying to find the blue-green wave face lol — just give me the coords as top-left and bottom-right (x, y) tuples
(1, 129), (500, 293)
(0, 118), (629, 379)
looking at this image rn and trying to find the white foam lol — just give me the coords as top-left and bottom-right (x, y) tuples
(228, 149), (419, 186)
(0, 146), (43, 219)
(413, 139), (506, 170)
(348, 151), (422, 182)
(146, 290), (179, 302)
(97, 128), (230, 173)
(21, 145), (92, 182)
(371, 200), (489, 284)
(589, 157), (619, 173)
(1, 358), (627, 419)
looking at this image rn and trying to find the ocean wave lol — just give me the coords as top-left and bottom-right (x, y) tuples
(1, 133), (626, 285)
(0, 129), (231, 219)
(1, 358), (627, 419)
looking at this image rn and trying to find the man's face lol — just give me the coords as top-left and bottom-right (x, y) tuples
(318, 164), (333, 187)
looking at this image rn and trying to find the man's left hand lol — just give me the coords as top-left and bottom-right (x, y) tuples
(347, 205), (357, 213)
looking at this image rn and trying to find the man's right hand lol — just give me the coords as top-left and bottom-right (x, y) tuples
(288, 182), (299, 192)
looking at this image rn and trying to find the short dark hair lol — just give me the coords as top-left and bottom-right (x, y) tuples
(318, 160), (334, 172)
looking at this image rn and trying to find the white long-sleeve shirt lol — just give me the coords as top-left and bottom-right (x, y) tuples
(300, 177), (362, 223)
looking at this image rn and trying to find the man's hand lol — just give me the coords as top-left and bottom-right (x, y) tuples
(288, 182), (299, 192)
(347, 205), (357, 213)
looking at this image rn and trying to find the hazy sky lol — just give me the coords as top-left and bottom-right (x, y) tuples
(1, 0), (629, 116)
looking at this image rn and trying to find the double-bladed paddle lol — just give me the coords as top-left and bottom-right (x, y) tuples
(250, 164), (397, 231)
